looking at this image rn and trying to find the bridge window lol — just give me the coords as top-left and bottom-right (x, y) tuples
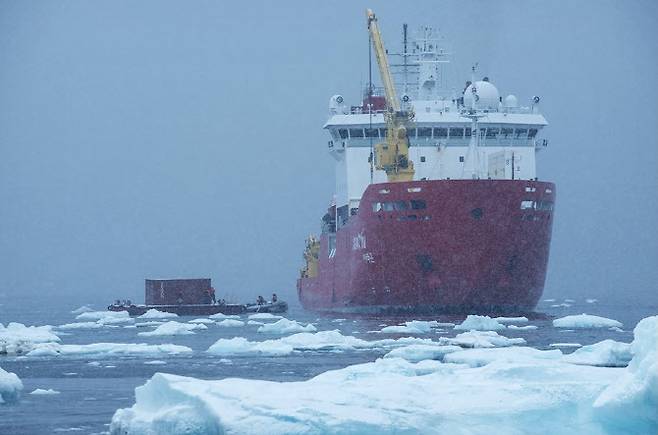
(433, 127), (448, 138)
(338, 129), (348, 139)
(365, 128), (379, 138)
(536, 201), (553, 211)
(514, 128), (528, 139)
(528, 128), (538, 138)
(420, 156), (426, 162)
(520, 200), (535, 210)
(418, 127), (432, 137)
(449, 127), (464, 138)
(379, 128), (387, 138)
(372, 201), (410, 212)
(410, 199), (426, 210)
(501, 128), (514, 138)
(486, 128), (499, 139)
(464, 128), (472, 138)
(349, 128), (364, 138)
(408, 128), (417, 138)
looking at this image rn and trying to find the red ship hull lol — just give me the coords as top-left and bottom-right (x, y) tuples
(297, 179), (555, 314)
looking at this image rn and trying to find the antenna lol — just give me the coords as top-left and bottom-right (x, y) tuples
(403, 23), (408, 96)
(368, 30), (374, 183)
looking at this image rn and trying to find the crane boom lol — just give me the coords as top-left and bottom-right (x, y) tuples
(366, 9), (415, 182)
(367, 9), (400, 112)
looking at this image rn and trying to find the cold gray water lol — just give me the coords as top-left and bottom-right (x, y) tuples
(1, 298), (655, 434)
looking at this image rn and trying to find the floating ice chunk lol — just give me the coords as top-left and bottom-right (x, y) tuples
(564, 299), (575, 303)
(216, 319), (245, 327)
(454, 315), (506, 331)
(247, 320), (264, 326)
(87, 361), (101, 366)
(593, 316), (658, 431)
(609, 326), (625, 332)
(247, 313), (283, 320)
(30, 388), (60, 395)
(26, 342), (192, 358)
(207, 337), (293, 356)
(550, 343), (582, 348)
(0, 366), (22, 404)
(586, 298), (598, 304)
(257, 318), (316, 334)
(494, 316), (528, 324)
(381, 320), (439, 334)
(137, 321), (207, 337)
(71, 305), (94, 314)
(543, 298), (556, 302)
(444, 347), (563, 367)
(563, 339), (632, 367)
(0, 323), (61, 355)
(188, 318), (215, 324)
(507, 325), (538, 331)
(135, 321), (164, 327)
(208, 313), (240, 320)
(331, 318), (347, 323)
(144, 360), (167, 365)
(553, 314), (622, 329)
(57, 322), (105, 330)
(138, 309), (178, 320)
(384, 344), (462, 362)
(446, 330), (525, 348)
(75, 310), (129, 322)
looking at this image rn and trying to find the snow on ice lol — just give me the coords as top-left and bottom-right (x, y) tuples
(383, 345), (462, 362)
(0, 366), (22, 404)
(493, 316), (528, 324)
(563, 339), (633, 367)
(553, 314), (623, 329)
(257, 318), (316, 334)
(109, 316), (658, 435)
(137, 321), (207, 337)
(0, 322), (61, 355)
(138, 309), (178, 320)
(454, 315), (506, 331)
(215, 319), (245, 328)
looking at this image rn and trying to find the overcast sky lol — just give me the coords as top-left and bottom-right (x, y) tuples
(0, 0), (656, 309)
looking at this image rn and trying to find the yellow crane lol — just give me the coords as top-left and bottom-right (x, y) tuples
(366, 9), (415, 182)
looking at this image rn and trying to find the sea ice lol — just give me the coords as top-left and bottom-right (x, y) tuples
(507, 325), (538, 330)
(70, 305), (94, 314)
(444, 347), (563, 367)
(188, 318), (215, 324)
(207, 337), (294, 356)
(26, 342), (193, 358)
(138, 309), (178, 320)
(208, 313), (240, 320)
(257, 318), (316, 334)
(444, 330), (525, 348)
(454, 315), (506, 331)
(494, 316), (528, 324)
(0, 322), (61, 355)
(383, 344), (462, 362)
(30, 388), (60, 395)
(135, 321), (164, 327)
(247, 320), (264, 325)
(0, 366), (22, 404)
(76, 310), (130, 322)
(563, 339), (632, 367)
(550, 343), (582, 348)
(247, 313), (283, 320)
(57, 322), (105, 330)
(586, 298), (598, 304)
(553, 314), (622, 329)
(143, 360), (167, 365)
(216, 319), (245, 327)
(137, 321), (207, 337)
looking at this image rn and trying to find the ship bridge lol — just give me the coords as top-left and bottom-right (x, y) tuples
(324, 26), (548, 219)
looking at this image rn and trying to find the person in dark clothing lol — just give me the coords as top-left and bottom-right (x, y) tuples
(257, 295), (265, 305)
(272, 293), (278, 303)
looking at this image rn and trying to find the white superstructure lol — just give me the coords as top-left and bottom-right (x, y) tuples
(325, 26), (548, 214)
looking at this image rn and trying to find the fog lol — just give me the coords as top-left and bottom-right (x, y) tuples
(1, 0), (656, 310)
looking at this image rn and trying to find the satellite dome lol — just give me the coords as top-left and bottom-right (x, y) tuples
(504, 94), (518, 108)
(463, 80), (500, 110)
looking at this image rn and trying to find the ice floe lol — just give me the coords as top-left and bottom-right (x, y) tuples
(216, 319), (245, 328)
(207, 337), (294, 356)
(550, 342), (582, 348)
(444, 330), (525, 348)
(188, 318), (215, 324)
(70, 305), (94, 314)
(383, 344), (462, 362)
(75, 310), (134, 326)
(257, 318), (316, 334)
(247, 320), (264, 326)
(208, 313), (240, 320)
(0, 322), (61, 355)
(454, 315), (506, 331)
(507, 325), (538, 330)
(0, 366), (22, 404)
(553, 314), (622, 329)
(563, 339), (632, 367)
(137, 321), (207, 337)
(57, 322), (105, 330)
(26, 342), (192, 358)
(30, 388), (60, 395)
(493, 316), (528, 324)
(143, 360), (167, 365)
(379, 320), (439, 334)
(586, 298), (598, 304)
(138, 309), (178, 319)
(111, 316), (658, 433)
(247, 313), (283, 320)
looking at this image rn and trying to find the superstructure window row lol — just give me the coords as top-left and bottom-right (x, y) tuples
(334, 127), (539, 141)
(372, 199), (427, 212)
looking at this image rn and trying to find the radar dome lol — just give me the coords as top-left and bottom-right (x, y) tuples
(504, 94), (518, 108)
(463, 80), (500, 110)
